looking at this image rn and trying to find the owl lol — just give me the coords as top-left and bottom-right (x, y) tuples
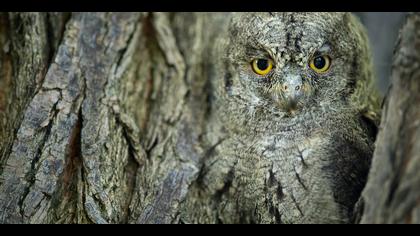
(181, 12), (381, 224)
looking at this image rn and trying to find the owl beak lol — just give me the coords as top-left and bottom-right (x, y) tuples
(273, 74), (305, 112)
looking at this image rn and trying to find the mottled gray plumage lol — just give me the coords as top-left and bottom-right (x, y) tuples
(181, 12), (381, 224)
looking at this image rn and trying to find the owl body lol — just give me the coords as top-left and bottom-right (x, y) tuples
(181, 12), (380, 224)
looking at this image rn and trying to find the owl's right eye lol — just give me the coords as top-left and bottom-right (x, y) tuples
(251, 59), (273, 76)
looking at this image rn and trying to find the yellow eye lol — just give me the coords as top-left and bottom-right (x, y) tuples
(251, 58), (273, 76)
(309, 55), (331, 73)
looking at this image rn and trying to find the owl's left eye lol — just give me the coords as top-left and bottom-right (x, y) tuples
(309, 55), (331, 73)
(251, 59), (273, 76)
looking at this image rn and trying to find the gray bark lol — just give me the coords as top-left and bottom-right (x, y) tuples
(359, 12), (420, 224)
(0, 12), (419, 224)
(0, 12), (224, 224)
(0, 12), (144, 223)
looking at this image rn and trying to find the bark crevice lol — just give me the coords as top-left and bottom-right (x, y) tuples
(18, 95), (61, 219)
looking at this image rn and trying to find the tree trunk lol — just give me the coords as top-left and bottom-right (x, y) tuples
(0, 12), (419, 224)
(359, 12), (420, 224)
(0, 12), (227, 224)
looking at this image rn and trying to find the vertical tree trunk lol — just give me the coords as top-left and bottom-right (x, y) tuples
(360, 12), (420, 224)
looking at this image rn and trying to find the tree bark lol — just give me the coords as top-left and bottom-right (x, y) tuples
(0, 12), (419, 224)
(0, 12), (227, 224)
(359, 12), (420, 224)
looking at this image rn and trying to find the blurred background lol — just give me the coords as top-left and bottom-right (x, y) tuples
(354, 12), (407, 96)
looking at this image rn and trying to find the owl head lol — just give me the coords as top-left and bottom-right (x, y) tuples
(222, 12), (375, 120)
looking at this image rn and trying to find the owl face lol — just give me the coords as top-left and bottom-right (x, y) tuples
(224, 12), (369, 117)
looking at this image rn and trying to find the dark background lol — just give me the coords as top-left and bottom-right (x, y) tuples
(354, 12), (407, 96)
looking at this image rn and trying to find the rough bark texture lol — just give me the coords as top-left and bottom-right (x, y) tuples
(0, 12), (419, 224)
(0, 12), (226, 224)
(0, 12), (144, 223)
(360, 12), (420, 224)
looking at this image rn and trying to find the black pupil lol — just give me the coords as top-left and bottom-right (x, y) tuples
(314, 56), (326, 69)
(257, 59), (269, 70)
